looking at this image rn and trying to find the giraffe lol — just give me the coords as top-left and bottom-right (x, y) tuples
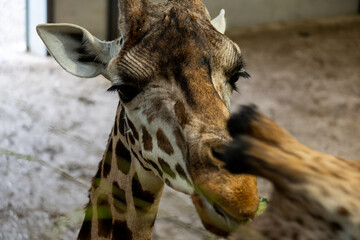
(222, 105), (360, 240)
(36, 0), (260, 239)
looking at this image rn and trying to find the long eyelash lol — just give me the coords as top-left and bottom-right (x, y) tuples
(232, 83), (239, 92)
(239, 71), (251, 79)
(107, 85), (121, 92)
(229, 70), (251, 92)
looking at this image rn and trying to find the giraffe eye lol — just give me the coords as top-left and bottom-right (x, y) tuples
(228, 69), (250, 91)
(108, 84), (141, 103)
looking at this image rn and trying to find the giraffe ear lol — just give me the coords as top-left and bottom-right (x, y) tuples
(211, 9), (226, 34)
(36, 23), (120, 80)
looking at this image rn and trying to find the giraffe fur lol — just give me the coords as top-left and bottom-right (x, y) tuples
(223, 105), (360, 240)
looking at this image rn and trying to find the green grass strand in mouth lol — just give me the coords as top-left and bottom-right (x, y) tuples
(256, 197), (268, 216)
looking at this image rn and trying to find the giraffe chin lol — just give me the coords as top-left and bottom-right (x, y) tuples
(191, 194), (251, 236)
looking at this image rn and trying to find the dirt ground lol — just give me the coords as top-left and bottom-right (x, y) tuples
(0, 15), (359, 240)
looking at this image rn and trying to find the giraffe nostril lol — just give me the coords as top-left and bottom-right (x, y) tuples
(211, 147), (225, 161)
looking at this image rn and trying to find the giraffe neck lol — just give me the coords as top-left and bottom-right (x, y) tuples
(77, 104), (164, 240)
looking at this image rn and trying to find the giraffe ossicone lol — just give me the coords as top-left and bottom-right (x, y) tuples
(37, 0), (259, 239)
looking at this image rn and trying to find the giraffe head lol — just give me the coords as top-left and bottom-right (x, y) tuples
(223, 106), (360, 239)
(37, 0), (259, 235)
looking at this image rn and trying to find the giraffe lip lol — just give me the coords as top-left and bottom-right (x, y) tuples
(193, 193), (249, 235)
(213, 203), (251, 225)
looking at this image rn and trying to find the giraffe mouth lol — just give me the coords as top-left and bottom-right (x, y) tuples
(213, 203), (251, 226)
(192, 194), (251, 236)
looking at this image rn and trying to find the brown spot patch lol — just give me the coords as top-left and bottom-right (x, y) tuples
(102, 138), (113, 178)
(174, 127), (187, 158)
(112, 220), (133, 240)
(156, 129), (174, 155)
(330, 221), (343, 232)
(142, 127), (153, 151)
(127, 119), (139, 140)
(115, 140), (131, 174)
(175, 163), (191, 185)
(292, 233), (299, 240)
(92, 160), (103, 188)
(114, 116), (118, 136)
(97, 194), (112, 238)
(310, 213), (325, 222)
(132, 173), (156, 212)
(77, 204), (93, 239)
(337, 206), (350, 217)
(148, 160), (163, 177)
(112, 181), (127, 214)
(158, 158), (176, 179)
(131, 149), (151, 171)
(128, 133), (135, 145)
(295, 218), (304, 226)
(174, 101), (189, 128)
(165, 179), (173, 188)
(119, 107), (126, 136)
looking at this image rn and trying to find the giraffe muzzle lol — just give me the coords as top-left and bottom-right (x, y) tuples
(191, 193), (252, 236)
(188, 140), (259, 235)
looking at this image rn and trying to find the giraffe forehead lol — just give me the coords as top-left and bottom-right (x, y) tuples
(110, 5), (238, 84)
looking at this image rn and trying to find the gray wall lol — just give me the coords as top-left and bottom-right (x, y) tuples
(51, 0), (359, 39)
(203, 0), (359, 29)
(54, 0), (107, 39)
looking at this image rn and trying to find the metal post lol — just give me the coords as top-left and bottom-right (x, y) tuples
(26, 0), (29, 51)
(107, 0), (119, 41)
(47, 0), (54, 23)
